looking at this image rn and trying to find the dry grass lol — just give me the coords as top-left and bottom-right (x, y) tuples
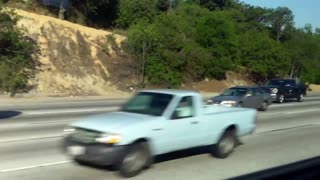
(12, 8), (135, 96)
(309, 84), (320, 92)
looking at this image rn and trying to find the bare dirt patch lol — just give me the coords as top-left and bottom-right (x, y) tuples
(13, 9), (136, 96)
(309, 84), (320, 92)
(184, 72), (255, 93)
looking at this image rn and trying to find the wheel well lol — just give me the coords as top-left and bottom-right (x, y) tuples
(226, 125), (237, 134)
(217, 125), (238, 143)
(133, 138), (149, 144)
(131, 138), (154, 156)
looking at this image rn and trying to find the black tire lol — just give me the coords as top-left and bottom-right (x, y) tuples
(297, 94), (304, 102)
(118, 142), (152, 178)
(278, 94), (285, 103)
(210, 130), (236, 159)
(258, 102), (268, 111)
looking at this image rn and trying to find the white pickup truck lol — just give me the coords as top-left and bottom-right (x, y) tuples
(63, 89), (257, 178)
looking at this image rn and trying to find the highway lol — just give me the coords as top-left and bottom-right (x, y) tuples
(0, 95), (320, 179)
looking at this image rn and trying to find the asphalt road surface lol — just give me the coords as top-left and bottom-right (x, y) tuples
(0, 94), (320, 180)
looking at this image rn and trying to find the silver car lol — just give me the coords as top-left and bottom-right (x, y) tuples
(208, 86), (273, 111)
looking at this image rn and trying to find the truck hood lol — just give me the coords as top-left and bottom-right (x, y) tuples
(212, 95), (243, 102)
(260, 85), (280, 93)
(261, 85), (280, 89)
(71, 111), (155, 133)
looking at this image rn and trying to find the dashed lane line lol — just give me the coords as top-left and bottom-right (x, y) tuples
(0, 161), (71, 173)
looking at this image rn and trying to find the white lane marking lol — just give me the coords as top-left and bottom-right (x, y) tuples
(0, 161), (71, 173)
(23, 107), (118, 115)
(255, 124), (316, 134)
(259, 108), (320, 117)
(0, 135), (63, 144)
(0, 99), (125, 107)
(0, 121), (70, 130)
(269, 101), (320, 108)
(29, 119), (74, 125)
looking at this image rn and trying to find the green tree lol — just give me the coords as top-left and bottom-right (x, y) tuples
(265, 7), (294, 41)
(284, 28), (320, 82)
(238, 30), (290, 81)
(116, 0), (159, 28)
(128, 4), (213, 87)
(127, 21), (158, 87)
(195, 11), (239, 79)
(69, 0), (118, 27)
(190, 0), (240, 10)
(315, 27), (320, 37)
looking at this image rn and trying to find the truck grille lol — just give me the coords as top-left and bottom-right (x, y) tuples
(71, 128), (102, 144)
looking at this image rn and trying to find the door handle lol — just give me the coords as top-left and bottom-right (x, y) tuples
(191, 121), (199, 125)
(152, 128), (163, 131)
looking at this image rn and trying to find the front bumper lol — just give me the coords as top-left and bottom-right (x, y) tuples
(270, 94), (279, 101)
(63, 136), (127, 166)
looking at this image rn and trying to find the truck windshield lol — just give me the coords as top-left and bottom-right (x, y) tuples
(121, 92), (173, 116)
(221, 88), (248, 96)
(266, 80), (295, 86)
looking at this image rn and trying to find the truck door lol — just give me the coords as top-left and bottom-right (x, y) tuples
(284, 80), (297, 98)
(243, 89), (257, 108)
(252, 88), (264, 107)
(161, 96), (203, 153)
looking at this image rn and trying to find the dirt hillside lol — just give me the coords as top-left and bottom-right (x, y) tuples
(14, 9), (136, 96)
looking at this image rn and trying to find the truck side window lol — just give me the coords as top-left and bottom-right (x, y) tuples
(171, 96), (195, 119)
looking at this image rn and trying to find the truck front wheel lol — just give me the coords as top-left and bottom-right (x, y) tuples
(118, 142), (152, 178)
(278, 94), (285, 103)
(297, 94), (304, 102)
(210, 130), (236, 158)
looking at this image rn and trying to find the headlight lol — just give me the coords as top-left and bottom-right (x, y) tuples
(220, 101), (237, 107)
(95, 134), (122, 144)
(63, 127), (75, 135)
(272, 88), (278, 94)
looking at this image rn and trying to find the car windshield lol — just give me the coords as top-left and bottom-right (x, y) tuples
(221, 88), (248, 96)
(266, 80), (295, 87)
(121, 92), (173, 116)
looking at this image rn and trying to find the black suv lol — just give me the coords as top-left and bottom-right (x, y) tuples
(260, 79), (307, 103)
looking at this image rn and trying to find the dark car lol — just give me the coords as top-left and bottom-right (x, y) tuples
(208, 86), (273, 111)
(260, 79), (307, 103)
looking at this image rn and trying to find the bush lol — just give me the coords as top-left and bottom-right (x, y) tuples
(0, 7), (36, 96)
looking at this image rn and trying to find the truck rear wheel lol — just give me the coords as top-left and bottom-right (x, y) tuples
(210, 130), (236, 158)
(118, 142), (152, 178)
